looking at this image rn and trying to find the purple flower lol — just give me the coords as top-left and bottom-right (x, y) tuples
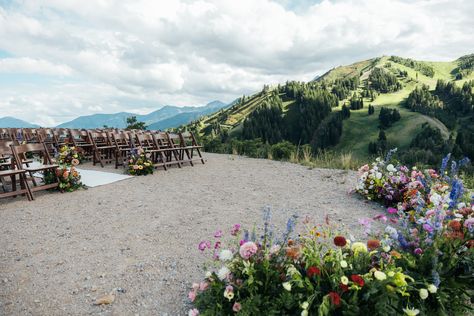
(198, 240), (211, 251)
(414, 248), (423, 255)
(230, 224), (241, 236)
(214, 230), (223, 238)
(423, 223), (433, 233)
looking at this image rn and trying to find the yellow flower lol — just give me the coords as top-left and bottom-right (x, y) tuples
(341, 276), (349, 285)
(351, 242), (368, 254)
(374, 271), (387, 281)
(138, 165), (143, 170)
(419, 288), (428, 300)
(427, 284), (437, 293)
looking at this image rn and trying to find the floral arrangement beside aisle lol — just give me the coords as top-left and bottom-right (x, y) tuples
(187, 153), (473, 316)
(127, 148), (154, 176)
(45, 157), (85, 192)
(57, 145), (84, 166)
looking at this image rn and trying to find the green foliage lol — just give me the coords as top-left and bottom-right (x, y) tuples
(126, 116), (147, 130)
(378, 107), (401, 129)
(270, 141), (296, 160)
(369, 67), (402, 93)
(242, 93), (284, 144)
(389, 56), (435, 77)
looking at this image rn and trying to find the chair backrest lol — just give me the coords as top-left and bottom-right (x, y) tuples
(0, 140), (15, 156)
(11, 142), (53, 166)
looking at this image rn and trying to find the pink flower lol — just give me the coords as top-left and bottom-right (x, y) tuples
(231, 224), (241, 236)
(199, 282), (209, 291)
(387, 207), (398, 214)
(214, 241), (221, 249)
(188, 308), (199, 316)
(198, 240), (211, 251)
(239, 241), (258, 259)
(192, 283), (200, 291)
(233, 302), (242, 312)
(373, 214), (387, 222)
(425, 209), (435, 217)
(188, 290), (196, 302)
(214, 230), (223, 238)
(414, 248), (423, 255)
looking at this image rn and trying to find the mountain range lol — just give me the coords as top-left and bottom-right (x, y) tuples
(0, 100), (228, 129)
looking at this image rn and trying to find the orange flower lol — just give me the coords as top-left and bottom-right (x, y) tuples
(286, 246), (301, 260)
(390, 250), (402, 259)
(367, 239), (381, 250)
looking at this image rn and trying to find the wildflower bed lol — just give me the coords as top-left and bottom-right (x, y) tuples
(187, 154), (473, 316)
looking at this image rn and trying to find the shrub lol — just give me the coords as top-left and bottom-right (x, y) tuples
(271, 141), (296, 160)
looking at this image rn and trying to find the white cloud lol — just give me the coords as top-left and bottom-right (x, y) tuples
(0, 57), (73, 76)
(0, 0), (473, 125)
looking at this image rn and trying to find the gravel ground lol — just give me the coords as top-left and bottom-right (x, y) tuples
(0, 153), (383, 315)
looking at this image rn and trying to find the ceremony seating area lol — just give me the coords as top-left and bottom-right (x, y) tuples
(0, 128), (204, 202)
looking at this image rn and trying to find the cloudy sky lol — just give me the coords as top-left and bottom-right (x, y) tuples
(0, 0), (473, 126)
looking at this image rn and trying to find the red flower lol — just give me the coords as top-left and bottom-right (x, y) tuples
(328, 292), (341, 306)
(367, 239), (381, 250)
(466, 240), (474, 248)
(448, 220), (462, 231)
(351, 274), (365, 287)
(307, 266), (321, 278)
(333, 236), (347, 247)
(339, 283), (349, 292)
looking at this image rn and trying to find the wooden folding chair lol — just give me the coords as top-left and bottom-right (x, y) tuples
(135, 132), (170, 170)
(179, 131), (205, 165)
(166, 132), (193, 166)
(111, 132), (132, 168)
(11, 142), (58, 198)
(89, 131), (115, 167)
(69, 129), (93, 160)
(153, 132), (182, 169)
(0, 141), (33, 201)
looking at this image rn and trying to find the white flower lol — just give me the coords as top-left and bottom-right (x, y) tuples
(282, 282), (292, 291)
(341, 276), (349, 285)
(427, 284), (437, 293)
(387, 164), (397, 172)
(430, 193), (442, 206)
(301, 310), (308, 316)
(383, 245), (391, 252)
(217, 266), (230, 280)
(219, 249), (233, 262)
(419, 288), (429, 300)
(375, 172), (382, 179)
(457, 202), (466, 209)
(287, 265), (300, 277)
(374, 271), (387, 281)
(301, 301), (309, 310)
(340, 260), (348, 268)
(223, 289), (234, 301)
(403, 307), (420, 316)
(205, 271), (212, 279)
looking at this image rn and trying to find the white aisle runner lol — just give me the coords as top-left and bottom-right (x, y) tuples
(75, 168), (132, 187)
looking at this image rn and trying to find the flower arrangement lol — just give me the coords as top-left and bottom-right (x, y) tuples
(57, 145), (84, 166)
(55, 165), (84, 192)
(127, 149), (153, 176)
(44, 162), (85, 192)
(187, 154), (473, 315)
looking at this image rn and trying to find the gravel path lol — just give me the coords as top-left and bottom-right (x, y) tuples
(0, 153), (383, 315)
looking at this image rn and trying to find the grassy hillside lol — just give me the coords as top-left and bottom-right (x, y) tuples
(183, 54), (473, 167)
